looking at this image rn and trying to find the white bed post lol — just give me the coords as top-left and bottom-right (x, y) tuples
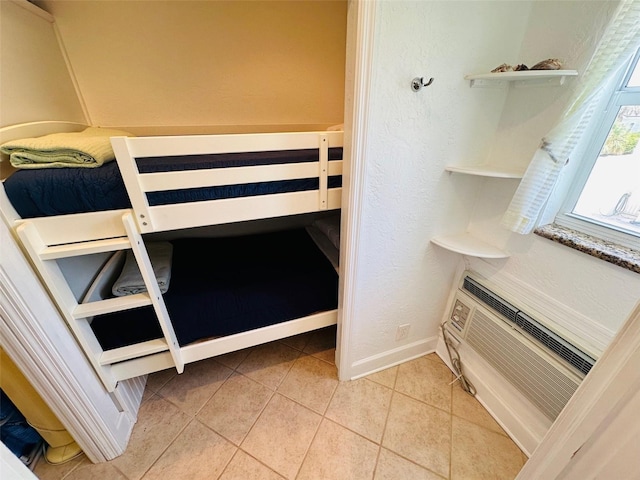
(111, 136), (155, 233)
(319, 133), (329, 211)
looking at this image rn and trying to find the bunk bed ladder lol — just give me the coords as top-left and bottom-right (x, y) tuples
(16, 215), (185, 391)
(16, 222), (120, 391)
(121, 212), (184, 373)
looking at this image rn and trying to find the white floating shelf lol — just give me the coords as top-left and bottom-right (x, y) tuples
(431, 233), (510, 259)
(464, 70), (578, 88)
(445, 165), (524, 179)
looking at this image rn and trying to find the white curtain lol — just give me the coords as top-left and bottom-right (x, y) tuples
(501, 0), (640, 234)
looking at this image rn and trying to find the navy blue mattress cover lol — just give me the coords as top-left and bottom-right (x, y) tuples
(90, 229), (339, 350)
(3, 148), (343, 218)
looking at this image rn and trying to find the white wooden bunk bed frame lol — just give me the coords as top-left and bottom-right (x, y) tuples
(0, 121), (343, 392)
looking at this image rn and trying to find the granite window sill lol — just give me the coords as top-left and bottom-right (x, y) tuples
(534, 224), (640, 274)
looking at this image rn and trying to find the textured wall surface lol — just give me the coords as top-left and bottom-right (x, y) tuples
(346, 0), (532, 365)
(467, 0), (640, 347)
(347, 0), (637, 371)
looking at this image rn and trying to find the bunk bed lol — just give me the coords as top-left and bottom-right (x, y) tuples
(0, 121), (343, 392)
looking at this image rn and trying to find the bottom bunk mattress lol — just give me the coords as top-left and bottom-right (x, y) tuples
(90, 228), (339, 350)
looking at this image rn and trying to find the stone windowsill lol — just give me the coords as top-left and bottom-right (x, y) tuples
(534, 224), (640, 274)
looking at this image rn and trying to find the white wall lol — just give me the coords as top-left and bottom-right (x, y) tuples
(343, 0), (534, 376)
(345, 0), (639, 377)
(467, 0), (640, 355)
(0, 0), (85, 127)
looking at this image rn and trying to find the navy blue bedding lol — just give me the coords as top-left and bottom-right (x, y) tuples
(90, 229), (339, 349)
(3, 148), (343, 218)
(4, 162), (130, 217)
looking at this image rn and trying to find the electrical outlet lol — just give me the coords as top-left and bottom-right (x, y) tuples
(396, 324), (410, 341)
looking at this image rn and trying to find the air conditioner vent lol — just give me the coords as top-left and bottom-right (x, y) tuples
(515, 312), (595, 376)
(462, 276), (518, 323)
(462, 275), (595, 376)
(465, 309), (580, 421)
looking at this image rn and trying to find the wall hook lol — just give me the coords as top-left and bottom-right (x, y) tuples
(411, 76), (434, 92)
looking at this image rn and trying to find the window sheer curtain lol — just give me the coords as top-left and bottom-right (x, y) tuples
(501, 0), (640, 234)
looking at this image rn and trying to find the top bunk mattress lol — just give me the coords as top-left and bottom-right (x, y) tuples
(3, 148), (343, 218)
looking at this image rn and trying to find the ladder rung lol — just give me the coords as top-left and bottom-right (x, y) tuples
(99, 339), (169, 365)
(40, 237), (131, 260)
(73, 293), (152, 318)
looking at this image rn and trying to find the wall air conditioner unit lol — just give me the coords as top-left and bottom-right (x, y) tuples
(445, 271), (597, 421)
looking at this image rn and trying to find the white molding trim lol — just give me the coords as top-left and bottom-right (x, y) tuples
(350, 337), (437, 381)
(0, 271), (116, 462)
(336, 0), (377, 380)
(52, 22), (91, 125)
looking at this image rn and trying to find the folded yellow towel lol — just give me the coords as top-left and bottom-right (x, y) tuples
(0, 127), (132, 169)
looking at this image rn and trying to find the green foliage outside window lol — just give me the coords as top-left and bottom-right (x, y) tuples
(601, 121), (640, 156)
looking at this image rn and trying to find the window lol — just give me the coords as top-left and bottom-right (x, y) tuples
(556, 51), (640, 250)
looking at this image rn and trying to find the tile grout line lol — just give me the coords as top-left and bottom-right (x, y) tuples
(47, 348), (520, 480)
(282, 348), (333, 480)
(291, 409), (325, 479)
(57, 454), (85, 480)
(134, 403), (195, 480)
(230, 347), (298, 479)
(112, 460), (131, 480)
(215, 448), (242, 480)
(160, 366), (233, 418)
(373, 371), (449, 480)
(236, 387), (276, 448)
(370, 365), (398, 478)
(227, 447), (286, 480)
(192, 360), (235, 417)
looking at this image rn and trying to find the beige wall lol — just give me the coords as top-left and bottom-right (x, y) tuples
(0, 0), (86, 127)
(37, 0), (347, 132)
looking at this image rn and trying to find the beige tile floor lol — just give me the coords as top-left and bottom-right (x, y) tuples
(34, 326), (527, 480)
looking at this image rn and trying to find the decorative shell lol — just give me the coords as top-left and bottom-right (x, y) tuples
(491, 63), (513, 73)
(531, 58), (562, 70)
(514, 64), (529, 71)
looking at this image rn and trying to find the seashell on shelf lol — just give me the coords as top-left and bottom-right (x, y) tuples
(491, 63), (513, 73)
(530, 58), (562, 70)
(514, 64), (529, 71)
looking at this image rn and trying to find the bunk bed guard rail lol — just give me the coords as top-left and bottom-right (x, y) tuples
(111, 131), (344, 234)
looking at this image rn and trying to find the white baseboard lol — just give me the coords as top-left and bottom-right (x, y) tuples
(347, 336), (437, 380)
